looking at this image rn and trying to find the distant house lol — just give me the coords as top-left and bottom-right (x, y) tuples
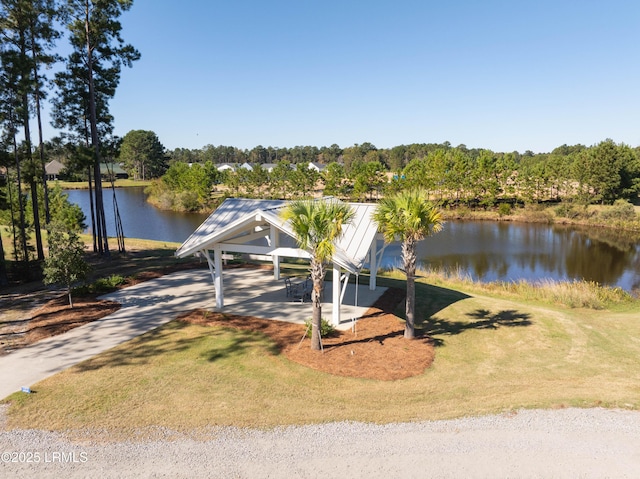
(261, 163), (277, 172)
(45, 159), (65, 180)
(238, 162), (253, 171)
(308, 162), (326, 173)
(216, 163), (236, 172)
(99, 163), (129, 181)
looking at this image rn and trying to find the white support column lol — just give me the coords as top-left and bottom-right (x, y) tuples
(369, 238), (377, 291)
(214, 246), (224, 309)
(270, 225), (280, 280)
(332, 263), (341, 326)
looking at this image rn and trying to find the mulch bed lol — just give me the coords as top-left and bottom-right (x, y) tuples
(0, 295), (121, 355)
(178, 287), (436, 381)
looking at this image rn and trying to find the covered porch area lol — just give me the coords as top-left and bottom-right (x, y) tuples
(175, 198), (388, 326)
(184, 267), (386, 330)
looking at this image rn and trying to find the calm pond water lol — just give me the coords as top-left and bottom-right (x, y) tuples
(64, 187), (209, 245)
(381, 222), (640, 292)
(65, 187), (640, 292)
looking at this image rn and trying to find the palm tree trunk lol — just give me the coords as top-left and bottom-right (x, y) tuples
(403, 238), (417, 339)
(310, 259), (324, 351)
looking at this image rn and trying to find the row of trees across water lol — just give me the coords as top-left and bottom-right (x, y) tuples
(147, 138), (640, 212)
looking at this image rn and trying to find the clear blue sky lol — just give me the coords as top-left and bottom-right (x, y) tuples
(56, 0), (640, 153)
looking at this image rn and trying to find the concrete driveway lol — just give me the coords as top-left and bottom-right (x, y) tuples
(0, 267), (385, 399)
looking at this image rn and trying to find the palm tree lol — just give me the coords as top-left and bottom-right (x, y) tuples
(281, 198), (355, 350)
(373, 190), (444, 339)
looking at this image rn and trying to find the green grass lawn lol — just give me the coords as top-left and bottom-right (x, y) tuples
(3, 269), (640, 434)
(51, 179), (152, 189)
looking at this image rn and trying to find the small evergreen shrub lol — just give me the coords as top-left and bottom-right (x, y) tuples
(74, 274), (126, 295)
(454, 206), (471, 219)
(178, 190), (201, 212)
(304, 317), (336, 338)
(497, 203), (512, 217)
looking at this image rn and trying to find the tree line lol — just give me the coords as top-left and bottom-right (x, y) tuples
(153, 139), (640, 211)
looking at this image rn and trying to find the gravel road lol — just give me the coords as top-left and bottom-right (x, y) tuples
(1, 407), (639, 478)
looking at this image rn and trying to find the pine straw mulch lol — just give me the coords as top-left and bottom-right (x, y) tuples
(0, 295), (121, 355)
(178, 287), (436, 381)
(0, 262), (203, 356)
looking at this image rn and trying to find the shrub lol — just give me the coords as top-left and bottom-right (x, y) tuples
(452, 206), (471, 219)
(178, 190), (202, 212)
(598, 200), (637, 221)
(554, 203), (591, 220)
(94, 274), (126, 292)
(74, 274), (126, 295)
(497, 203), (512, 217)
(304, 317), (336, 338)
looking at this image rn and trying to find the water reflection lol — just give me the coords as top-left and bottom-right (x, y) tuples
(64, 188), (640, 292)
(64, 187), (210, 244)
(381, 221), (640, 292)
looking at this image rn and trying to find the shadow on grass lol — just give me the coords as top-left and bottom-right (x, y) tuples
(415, 282), (472, 318)
(73, 321), (196, 371)
(73, 319), (279, 371)
(381, 278), (533, 347)
(202, 327), (279, 361)
(386, 280), (472, 325)
(309, 278), (473, 350)
(422, 309), (532, 347)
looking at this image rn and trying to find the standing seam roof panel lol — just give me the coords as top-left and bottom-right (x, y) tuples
(176, 198), (379, 273)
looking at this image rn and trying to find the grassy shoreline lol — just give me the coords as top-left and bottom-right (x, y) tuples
(59, 178), (639, 232)
(442, 203), (640, 233)
(52, 179), (153, 190)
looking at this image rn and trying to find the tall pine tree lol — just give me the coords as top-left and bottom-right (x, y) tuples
(52, 0), (139, 255)
(1, 0), (61, 263)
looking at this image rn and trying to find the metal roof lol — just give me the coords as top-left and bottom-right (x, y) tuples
(175, 197), (379, 274)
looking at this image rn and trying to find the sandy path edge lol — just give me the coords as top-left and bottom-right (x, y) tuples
(1, 406), (639, 478)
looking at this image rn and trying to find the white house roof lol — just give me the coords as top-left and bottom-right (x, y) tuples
(216, 163), (236, 171)
(176, 197), (379, 274)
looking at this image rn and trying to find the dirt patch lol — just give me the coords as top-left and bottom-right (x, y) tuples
(178, 287), (436, 381)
